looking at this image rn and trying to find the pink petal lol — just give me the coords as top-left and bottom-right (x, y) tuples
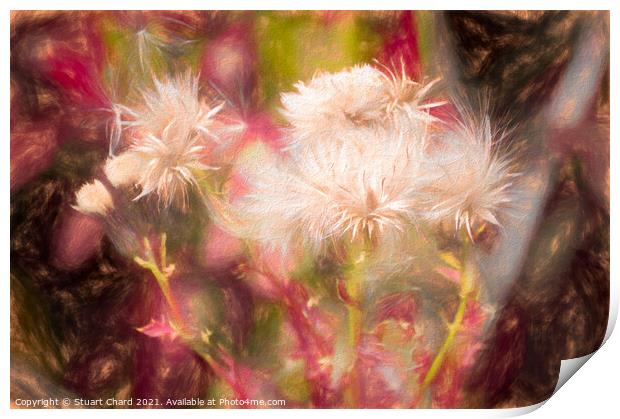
(435, 266), (461, 284)
(136, 317), (178, 341)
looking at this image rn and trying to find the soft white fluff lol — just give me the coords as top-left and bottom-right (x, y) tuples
(74, 180), (114, 216)
(109, 73), (224, 208)
(130, 125), (219, 209)
(104, 151), (146, 188)
(235, 124), (430, 253)
(419, 114), (520, 239)
(281, 64), (439, 150)
(129, 73), (224, 141)
(236, 64), (522, 250)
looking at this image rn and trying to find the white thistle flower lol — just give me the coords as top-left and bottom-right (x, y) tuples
(73, 180), (114, 216)
(281, 64), (440, 149)
(375, 59), (445, 118)
(105, 127), (218, 209)
(419, 114), (520, 240)
(129, 73), (224, 141)
(130, 124), (219, 209)
(235, 126), (429, 253)
(281, 65), (385, 140)
(109, 73), (224, 209)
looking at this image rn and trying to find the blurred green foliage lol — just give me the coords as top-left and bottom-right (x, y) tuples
(255, 12), (382, 108)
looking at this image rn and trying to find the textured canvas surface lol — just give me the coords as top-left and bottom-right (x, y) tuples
(10, 10), (610, 409)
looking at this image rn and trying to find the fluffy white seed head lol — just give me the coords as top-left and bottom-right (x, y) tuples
(280, 64), (440, 150)
(74, 180), (114, 216)
(281, 65), (385, 142)
(130, 73), (224, 140)
(130, 124), (219, 209)
(376, 60), (444, 117)
(235, 125), (430, 254)
(419, 114), (520, 240)
(104, 151), (146, 188)
(111, 73), (224, 209)
(236, 63), (519, 251)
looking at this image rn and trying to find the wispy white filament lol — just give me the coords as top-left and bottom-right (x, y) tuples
(129, 73), (224, 140)
(107, 73), (224, 209)
(235, 125), (430, 253)
(281, 64), (440, 150)
(237, 64), (520, 249)
(419, 113), (520, 239)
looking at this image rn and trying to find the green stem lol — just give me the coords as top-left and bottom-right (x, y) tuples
(134, 235), (250, 398)
(134, 235), (191, 337)
(419, 236), (474, 398)
(343, 246), (367, 406)
(346, 256), (364, 348)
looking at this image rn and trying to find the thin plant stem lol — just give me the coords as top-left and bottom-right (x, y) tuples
(133, 258), (190, 337)
(343, 243), (368, 406)
(419, 232), (474, 401)
(134, 234), (248, 398)
(159, 232), (167, 269)
(134, 235), (190, 336)
(346, 253), (364, 348)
